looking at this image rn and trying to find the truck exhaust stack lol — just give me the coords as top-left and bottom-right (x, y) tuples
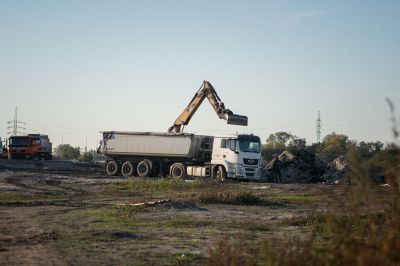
(226, 113), (248, 126)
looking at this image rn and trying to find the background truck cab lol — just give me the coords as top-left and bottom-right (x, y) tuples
(8, 134), (52, 160)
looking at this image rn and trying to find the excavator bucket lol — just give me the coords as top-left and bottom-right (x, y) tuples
(226, 114), (248, 126)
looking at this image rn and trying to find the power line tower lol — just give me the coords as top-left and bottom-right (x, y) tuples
(7, 107), (26, 136)
(85, 136), (88, 153)
(316, 110), (322, 143)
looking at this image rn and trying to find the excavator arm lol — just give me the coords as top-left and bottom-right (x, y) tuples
(168, 81), (248, 133)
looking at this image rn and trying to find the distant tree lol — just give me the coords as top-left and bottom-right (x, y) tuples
(306, 142), (322, 154)
(79, 150), (94, 162)
(263, 131), (306, 160)
(319, 133), (350, 161)
(287, 137), (306, 151)
(320, 133), (349, 155)
(356, 141), (384, 158)
(55, 144), (80, 160)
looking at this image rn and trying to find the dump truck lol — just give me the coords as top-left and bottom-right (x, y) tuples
(98, 131), (261, 180)
(98, 81), (262, 180)
(8, 134), (52, 160)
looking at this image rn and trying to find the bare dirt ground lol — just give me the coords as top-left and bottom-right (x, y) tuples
(0, 160), (342, 265)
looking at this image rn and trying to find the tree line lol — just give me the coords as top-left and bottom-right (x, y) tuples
(263, 131), (384, 162)
(54, 144), (95, 162)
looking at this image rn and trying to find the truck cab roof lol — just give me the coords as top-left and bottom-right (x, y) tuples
(214, 133), (260, 139)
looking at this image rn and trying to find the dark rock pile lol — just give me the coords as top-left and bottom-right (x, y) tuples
(320, 155), (349, 184)
(264, 150), (327, 183)
(263, 151), (354, 184)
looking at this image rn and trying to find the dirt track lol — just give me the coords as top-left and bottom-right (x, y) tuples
(0, 160), (339, 265)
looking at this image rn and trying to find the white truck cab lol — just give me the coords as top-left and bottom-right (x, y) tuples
(211, 134), (262, 180)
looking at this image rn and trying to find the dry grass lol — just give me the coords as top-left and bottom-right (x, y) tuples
(207, 143), (400, 265)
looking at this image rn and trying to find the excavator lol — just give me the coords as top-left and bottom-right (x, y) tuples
(168, 81), (248, 133)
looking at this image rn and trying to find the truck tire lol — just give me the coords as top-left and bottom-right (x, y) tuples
(106, 160), (119, 176)
(121, 161), (134, 178)
(137, 160), (151, 177)
(214, 165), (226, 182)
(170, 163), (186, 179)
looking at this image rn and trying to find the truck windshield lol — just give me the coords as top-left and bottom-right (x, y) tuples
(9, 137), (29, 147)
(238, 135), (261, 153)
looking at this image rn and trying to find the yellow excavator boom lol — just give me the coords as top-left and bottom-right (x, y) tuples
(168, 81), (248, 133)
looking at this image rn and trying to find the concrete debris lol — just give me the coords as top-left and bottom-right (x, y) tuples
(328, 155), (348, 171)
(320, 156), (349, 184)
(264, 150), (327, 183)
(263, 152), (385, 185)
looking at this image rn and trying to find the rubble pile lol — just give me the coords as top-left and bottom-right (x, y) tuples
(320, 155), (349, 184)
(264, 150), (327, 183)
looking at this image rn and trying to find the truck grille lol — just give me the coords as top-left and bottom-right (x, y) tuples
(244, 158), (258, 165)
(245, 167), (256, 178)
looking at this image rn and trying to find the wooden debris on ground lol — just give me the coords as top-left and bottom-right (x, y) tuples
(117, 199), (171, 207)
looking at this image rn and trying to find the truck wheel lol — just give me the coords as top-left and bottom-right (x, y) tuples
(137, 160), (151, 177)
(170, 163), (186, 179)
(121, 161), (134, 178)
(106, 160), (119, 176)
(214, 165), (227, 182)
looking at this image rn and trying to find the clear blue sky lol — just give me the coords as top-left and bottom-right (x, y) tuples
(1, 0), (399, 150)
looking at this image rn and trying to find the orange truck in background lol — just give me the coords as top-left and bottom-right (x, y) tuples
(8, 134), (52, 160)
(0, 137), (8, 159)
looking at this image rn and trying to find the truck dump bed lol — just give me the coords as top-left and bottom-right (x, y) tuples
(99, 131), (212, 159)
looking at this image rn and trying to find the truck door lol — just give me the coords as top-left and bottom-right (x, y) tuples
(211, 137), (225, 164)
(224, 139), (238, 161)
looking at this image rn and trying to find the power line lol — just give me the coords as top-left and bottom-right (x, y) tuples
(7, 107), (26, 136)
(316, 110), (322, 143)
(324, 123), (391, 130)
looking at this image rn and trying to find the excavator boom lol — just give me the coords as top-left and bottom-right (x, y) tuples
(168, 81), (248, 133)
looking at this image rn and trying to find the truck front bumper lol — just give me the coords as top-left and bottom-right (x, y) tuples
(228, 165), (261, 180)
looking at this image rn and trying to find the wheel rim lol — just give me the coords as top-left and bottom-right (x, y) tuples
(122, 162), (133, 177)
(216, 166), (225, 180)
(107, 161), (118, 176)
(139, 165), (145, 173)
(174, 168), (182, 177)
(138, 162), (150, 177)
(216, 170), (222, 179)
